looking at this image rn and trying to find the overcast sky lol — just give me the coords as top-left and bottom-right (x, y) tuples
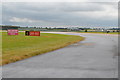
(2, 2), (118, 28)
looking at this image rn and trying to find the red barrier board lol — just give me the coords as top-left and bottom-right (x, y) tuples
(7, 29), (18, 35)
(29, 31), (40, 36)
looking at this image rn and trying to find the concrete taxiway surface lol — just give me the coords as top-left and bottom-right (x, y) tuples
(2, 32), (118, 78)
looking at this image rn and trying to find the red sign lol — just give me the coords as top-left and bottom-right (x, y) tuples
(7, 29), (18, 35)
(29, 31), (40, 36)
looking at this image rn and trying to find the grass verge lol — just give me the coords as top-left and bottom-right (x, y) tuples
(77, 32), (120, 34)
(2, 32), (85, 65)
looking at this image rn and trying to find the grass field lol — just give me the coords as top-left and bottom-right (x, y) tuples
(78, 32), (120, 34)
(2, 32), (84, 65)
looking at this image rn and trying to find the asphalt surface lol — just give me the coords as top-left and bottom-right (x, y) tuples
(1, 32), (118, 78)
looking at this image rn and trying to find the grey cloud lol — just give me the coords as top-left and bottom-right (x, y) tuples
(2, 2), (118, 27)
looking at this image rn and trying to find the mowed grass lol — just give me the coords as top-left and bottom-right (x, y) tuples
(2, 32), (85, 65)
(78, 32), (120, 34)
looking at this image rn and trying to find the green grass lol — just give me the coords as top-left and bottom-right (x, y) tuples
(2, 32), (84, 65)
(78, 32), (120, 34)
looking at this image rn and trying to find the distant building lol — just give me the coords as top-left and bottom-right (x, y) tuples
(1, 25), (20, 30)
(68, 27), (81, 31)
